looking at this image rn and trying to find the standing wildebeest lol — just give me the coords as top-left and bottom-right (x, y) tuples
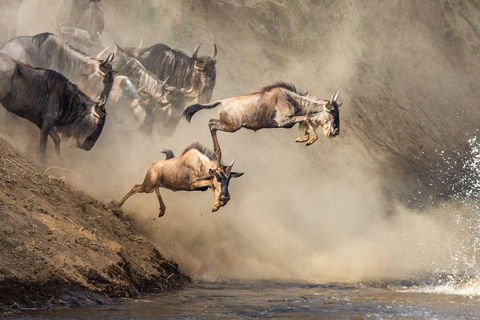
(0, 33), (114, 100)
(108, 75), (150, 129)
(0, 54), (111, 155)
(57, 0), (104, 50)
(112, 48), (195, 135)
(117, 42), (217, 104)
(112, 141), (244, 217)
(183, 82), (341, 158)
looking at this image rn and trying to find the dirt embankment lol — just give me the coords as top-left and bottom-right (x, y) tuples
(0, 136), (190, 310)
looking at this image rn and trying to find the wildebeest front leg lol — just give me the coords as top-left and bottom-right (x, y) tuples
(191, 179), (213, 190)
(49, 129), (61, 156)
(295, 129), (309, 143)
(155, 188), (166, 218)
(39, 124), (50, 156)
(284, 116), (318, 146)
(304, 119), (318, 146)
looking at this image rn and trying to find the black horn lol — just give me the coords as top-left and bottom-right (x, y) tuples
(212, 44), (217, 60)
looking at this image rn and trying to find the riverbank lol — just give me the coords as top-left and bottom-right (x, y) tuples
(0, 137), (190, 310)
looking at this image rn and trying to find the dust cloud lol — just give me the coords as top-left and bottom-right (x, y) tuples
(2, 0), (480, 282)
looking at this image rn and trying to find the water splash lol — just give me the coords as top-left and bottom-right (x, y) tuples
(405, 136), (480, 296)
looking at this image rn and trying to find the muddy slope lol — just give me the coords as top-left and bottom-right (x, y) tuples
(0, 137), (190, 310)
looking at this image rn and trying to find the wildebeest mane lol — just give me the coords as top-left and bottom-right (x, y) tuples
(141, 44), (195, 88)
(33, 32), (53, 47)
(181, 141), (217, 161)
(39, 69), (94, 133)
(260, 82), (307, 96)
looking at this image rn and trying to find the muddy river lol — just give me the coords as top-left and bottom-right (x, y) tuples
(3, 280), (480, 319)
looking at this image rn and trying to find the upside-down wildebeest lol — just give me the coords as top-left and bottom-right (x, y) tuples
(0, 53), (112, 156)
(117, 42), (216, 104)
(183, 82), (342, 157)
(112, 142), (244, 217)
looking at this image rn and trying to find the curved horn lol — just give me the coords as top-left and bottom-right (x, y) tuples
(181, 86), (195, 95)
(333, 91), (340, 103)
(229, 159), (235, 168)
(165, 84), (178, 92)
(96, 46), (111, 60)
(212, 44), (217, 60)
(161, 76), (170, 91)
(92, 108), (102, 119)
(136, 85), (148, 94)
(192, 43), (202, 60)
(84, 32), (102, 46)
(139, 38), (143, 49)
(99, 94), (107, 107)
(101, 53), (113, 65)
(329, 92), (336, 104)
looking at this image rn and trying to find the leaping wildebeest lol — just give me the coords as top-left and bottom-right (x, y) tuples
(112, 141), (244, 217)
(117, 42), (217, 104)
(183, 82), (341, 158)
(0, 53), (111, 155)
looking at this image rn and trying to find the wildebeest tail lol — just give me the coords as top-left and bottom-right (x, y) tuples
(161, 149), (174, 160)
(183, 101), (221, 123)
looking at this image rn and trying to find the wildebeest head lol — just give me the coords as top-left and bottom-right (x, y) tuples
(209, 160), (244, 212)
(95, 48), (115, 75)
(141, 78), (194, 137)
(191, 43), (217, 103)
(312, 91), (341, 138)
(81, 94), (107, 150)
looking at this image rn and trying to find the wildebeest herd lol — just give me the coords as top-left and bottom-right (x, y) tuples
(0, 0), (342, 217)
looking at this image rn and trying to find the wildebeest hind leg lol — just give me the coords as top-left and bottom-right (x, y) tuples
(209, 119), (224, 159)
(49, 129), (61, 156)
(155, 188), (166, 218)
(113, 184), (145, 207)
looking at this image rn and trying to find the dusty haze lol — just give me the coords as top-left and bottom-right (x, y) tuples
(1, 0), (480, 282)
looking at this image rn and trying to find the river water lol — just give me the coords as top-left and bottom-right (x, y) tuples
(4, 280), (480, 319)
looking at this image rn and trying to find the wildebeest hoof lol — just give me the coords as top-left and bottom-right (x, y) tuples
(295, 136), (309, 143)
(306, 139), (317, 146)
(212, 206), (220, 212)
(158, 210), (166, 218)
(110, 200), (121, 208)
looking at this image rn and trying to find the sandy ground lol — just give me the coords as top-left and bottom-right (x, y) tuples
(0, 136), (190, 310)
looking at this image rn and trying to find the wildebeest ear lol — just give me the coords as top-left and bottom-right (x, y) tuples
(230, 172), (244, 178)
(337, 103), (343, 108)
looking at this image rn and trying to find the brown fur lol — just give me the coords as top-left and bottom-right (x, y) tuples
(112, 141), (243, 217)
(183, 82), (341, 158)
